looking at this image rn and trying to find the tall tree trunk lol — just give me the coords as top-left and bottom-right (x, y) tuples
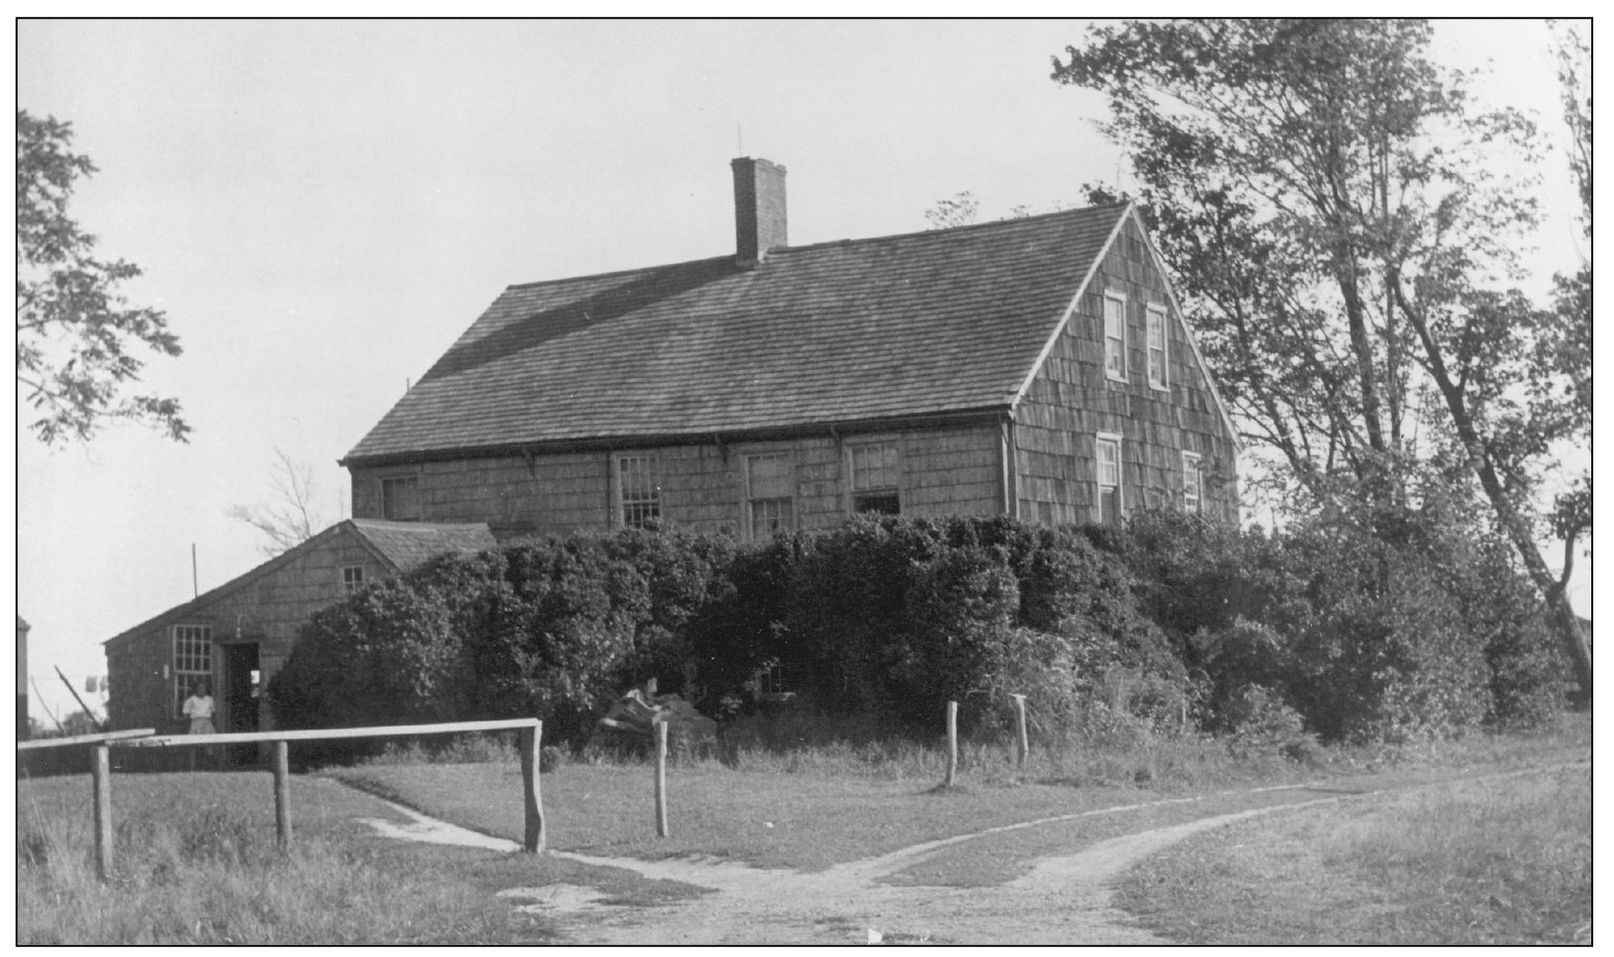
(1397, 284), (1593, 700)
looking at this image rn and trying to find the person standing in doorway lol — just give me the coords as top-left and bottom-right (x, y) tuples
(183, 680), (216, 734)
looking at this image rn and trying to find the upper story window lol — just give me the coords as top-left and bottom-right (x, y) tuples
(615, 453), (661, 528)
(381, 475), (421, 521)
(1182, 452), (1203, 514)
(1096, 433), (1123, 526)
(744, 453), (795, 540)
(172, 624), (212, 718)
(849, 443), (901, 515)
(1147, 304), (1169, 390)
(1104, 292), (1128, 382)
(341, 565), (365, 593)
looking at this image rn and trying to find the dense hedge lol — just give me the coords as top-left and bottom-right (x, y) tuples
(269, 510), (1565, 749)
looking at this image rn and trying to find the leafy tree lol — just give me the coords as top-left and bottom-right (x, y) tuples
(227, 448), (332, 556)
(1053, 19), (1591, 698)
(17, 109), (188, 445)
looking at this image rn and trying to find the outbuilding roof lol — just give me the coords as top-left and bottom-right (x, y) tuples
(104, 519), (495, 647)
(343, 204), (1133, 465)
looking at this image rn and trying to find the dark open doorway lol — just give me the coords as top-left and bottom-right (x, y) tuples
(222, 643), (261, 767)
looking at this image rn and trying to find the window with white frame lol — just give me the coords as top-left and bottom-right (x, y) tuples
(615, 453), (661, 528)
(744, 453), (795, 539)
(172, 624), (212, 717)
(1096, 433), (1123, 526)
(1147, 304), (1169, 389)
(341, 565), (365, 593)
(1104, 292), (1128, 381)
(1182, 452), (1203, 514)
(380, 475), (421, 521)
(849, 443), (901, 514)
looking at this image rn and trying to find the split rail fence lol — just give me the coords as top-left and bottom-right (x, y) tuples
(17, 718), (546, 880)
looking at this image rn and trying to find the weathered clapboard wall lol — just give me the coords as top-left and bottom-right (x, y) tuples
(1014, 215), (1239, 525)
(105, 531), (391, 734)
(348, 421), (1005, 539)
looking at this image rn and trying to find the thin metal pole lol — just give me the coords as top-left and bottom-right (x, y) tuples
(92, 745), (113, 880)
(273, 740), (291, 848)
(654, 720), (670, 838)
(944, 700), (959, 788)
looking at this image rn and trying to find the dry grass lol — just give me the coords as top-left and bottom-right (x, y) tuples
(1114, 762), (1591, 944)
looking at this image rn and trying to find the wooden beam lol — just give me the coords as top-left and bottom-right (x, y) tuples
(93, 745), (113, 880)
(111, 717), (539, 748)
(17, 728), (156, 750)
(273, 741), (291, 848)
(654, 720), (670, 838)
(518, 724), (546, 852)
(944, 701), (959, 788)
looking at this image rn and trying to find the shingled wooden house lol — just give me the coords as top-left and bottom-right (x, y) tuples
(103, 519), (494, 737)
(341, 158), (1239, 538)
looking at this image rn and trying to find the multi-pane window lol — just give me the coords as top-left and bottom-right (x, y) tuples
(1097, 434), (1123, 526)
(1183, 452), (1203, 514)
(172, 624), (212, 717)
(341, 566), (365, 593)
(381, 475), (421, 521)
(616, 454), (661, 528)
(849, 443), (901, 515)
(745, 454), (795, 540)
(1104, 292), (1127, 381)
(1147, 304), (1169, 389)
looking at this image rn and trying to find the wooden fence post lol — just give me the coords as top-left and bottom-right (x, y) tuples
(273, 740), (291, 849)
(944, 700), (959, 788)
(519, 723), (546, 853)
(654, 720), (670, 838)
(92, 744), (113, 881)
(1011, 694), (1029, 770)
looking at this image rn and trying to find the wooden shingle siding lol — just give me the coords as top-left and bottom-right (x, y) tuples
(350, 422), (1006, 537)
(1015, 217), (1238, 525)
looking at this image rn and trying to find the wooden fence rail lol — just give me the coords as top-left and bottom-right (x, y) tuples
(17, 718), (546, 881)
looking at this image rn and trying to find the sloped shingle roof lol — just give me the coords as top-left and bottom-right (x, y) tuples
(344, 204), (1130, 463)
(104, 520), (495, 647)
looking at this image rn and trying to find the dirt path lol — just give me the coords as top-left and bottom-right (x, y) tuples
(352, 762), (1582, 945)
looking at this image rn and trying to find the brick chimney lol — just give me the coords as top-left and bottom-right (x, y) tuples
(731, 157), (787, 269)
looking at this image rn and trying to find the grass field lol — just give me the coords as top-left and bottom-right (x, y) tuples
(18, 715), (1589, 944)
(1113, 763), (1592, 944)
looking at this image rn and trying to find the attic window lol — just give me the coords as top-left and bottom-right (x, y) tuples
(381, 476), (421, 521)
(1104, 292), (1128, 382)
(1096, 433), (1123, 526)
(850, 443), (900, 515)
(745, 453), (795, 540)
(615, 453), (661, 528)
(341, 565), (365, 593)
(1147, 304), (1169, 390)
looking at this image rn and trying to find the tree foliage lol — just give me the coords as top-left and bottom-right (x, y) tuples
(1052, 19), (1591, 697)
(17, 109), (188, 445)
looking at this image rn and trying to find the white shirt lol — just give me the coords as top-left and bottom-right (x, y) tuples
(183, 694), (215, 719)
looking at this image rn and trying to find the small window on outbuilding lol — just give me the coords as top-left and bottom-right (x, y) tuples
(849, 443), (901, 515)
(341, 565), (365, 593)
(172, 624), (212, 718)
(381, 475), (421, 521)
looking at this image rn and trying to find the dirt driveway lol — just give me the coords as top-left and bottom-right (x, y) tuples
(356, 763), (1579, 945)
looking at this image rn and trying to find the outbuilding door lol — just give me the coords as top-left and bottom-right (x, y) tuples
(222, 643), (261, 766)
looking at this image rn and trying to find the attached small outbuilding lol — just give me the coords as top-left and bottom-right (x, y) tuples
(103, 519), (495, 737)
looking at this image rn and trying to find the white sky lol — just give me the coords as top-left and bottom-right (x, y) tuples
(13, 19), (1591, 725)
